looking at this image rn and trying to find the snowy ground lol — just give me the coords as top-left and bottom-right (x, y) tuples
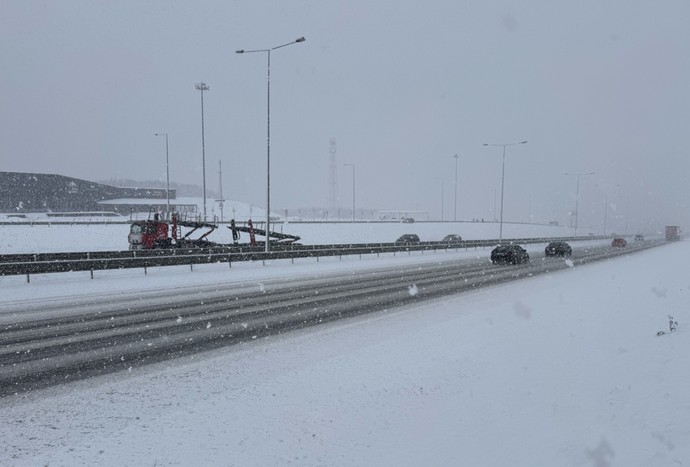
(0, 218), (577, 253)
(0, 234), (687, 466)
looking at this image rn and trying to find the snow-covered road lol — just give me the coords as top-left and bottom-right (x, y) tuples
(0, 239), (687, 466)
(3, 241), (643, 395)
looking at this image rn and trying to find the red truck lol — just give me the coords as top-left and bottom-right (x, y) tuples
(128, 214), (217, 250)
(665, 226), (680, 241)
(128, 214), (300, 250)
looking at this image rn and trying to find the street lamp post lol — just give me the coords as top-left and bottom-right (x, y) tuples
(434, 176), (445, 221)
(344, 163), (355, 222)
(603, 195), (608, 236)
(236, 37), (306, 253)
(453, 154), (459, 222)
(217, 160), (225, 223)
(195, 82), (209, 221)
(154, 133), (170, 217)
(564, 172), (595, 235)
(611, 184), (624, 234)
(492, 187), (497, 222)
(483, 140), (528, 242)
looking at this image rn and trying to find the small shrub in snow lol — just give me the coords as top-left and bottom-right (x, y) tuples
(657, 315), (678, 336)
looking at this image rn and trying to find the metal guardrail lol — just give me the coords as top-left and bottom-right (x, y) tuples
(0, 236), (610, 278)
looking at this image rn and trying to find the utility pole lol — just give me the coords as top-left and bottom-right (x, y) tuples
(217, 160), (225, 223)
(483, 141), (528, 242)
(154, 133), (170, 218)
(564, 172), (595, 235)
(453, 154), (459, 221)
(236, 37), (306, 252)
(195, 82), (209, 221)
(603, 195), (608, 236)
(434, 176), (444, 221)
(344, 163), (355, 222)
(329, 137), (339, 216)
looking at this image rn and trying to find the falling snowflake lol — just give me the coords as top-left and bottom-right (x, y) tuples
(565, 258), (574, 268)
(408, 284), (419, 296)
(206, 322), (212, 329)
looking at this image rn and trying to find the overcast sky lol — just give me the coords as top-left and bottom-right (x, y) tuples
(2, 1), (689, 232)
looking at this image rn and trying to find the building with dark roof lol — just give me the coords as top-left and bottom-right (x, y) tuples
(0, 171), (176, 214)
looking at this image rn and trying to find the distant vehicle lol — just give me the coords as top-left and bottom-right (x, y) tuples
(634, 234), (644, 241)
(545, 241), (572, 257)
(611, 238), (627, 247)
(491, 245), (530, 265)
(665, 226), (680, 241)
(378, 211), (427, 222)
(441, 234), (463, 243)
(128, 214), (300, 250)
(395, 234), (420, 244)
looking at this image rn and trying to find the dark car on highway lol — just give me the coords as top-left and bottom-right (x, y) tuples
(545, 241), (572, 257)
(611, 238), (627, 247)
(441, 234), (463, 243)
(490, 245), (530, 265)
(395, 234), (420, 244)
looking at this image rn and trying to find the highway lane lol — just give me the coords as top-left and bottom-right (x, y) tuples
(0, 240), (664, 396)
